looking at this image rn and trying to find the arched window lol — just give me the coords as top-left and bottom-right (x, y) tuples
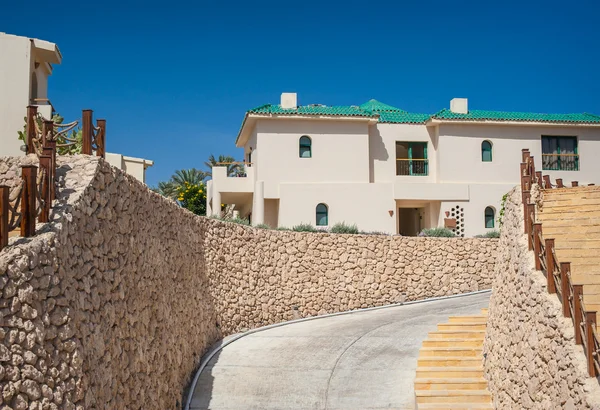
(31, 72), (38, 100)
(485, 206), (495, 228)
(316, 203), (328, 226)
(481, 140), (493, 162)
(299, 136), (312, 158)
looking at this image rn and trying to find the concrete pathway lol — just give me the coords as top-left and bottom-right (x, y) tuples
(188, 292), (490, 410)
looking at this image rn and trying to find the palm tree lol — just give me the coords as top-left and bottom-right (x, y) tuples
(204, 154), (240, 177)
(171, 168), (207, 186)
(154, 181), (178, 200)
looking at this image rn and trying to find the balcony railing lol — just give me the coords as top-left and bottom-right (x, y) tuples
(542, 154), (579, 171)
(396, 159), (428, 176)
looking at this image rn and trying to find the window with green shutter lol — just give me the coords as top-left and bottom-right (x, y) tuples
(541, 136), (578, 171)
(395, 142), (428, 176)
(481, 141), (493, 162)
(316, 203), (328, 226)
(485, 207), (495, 229)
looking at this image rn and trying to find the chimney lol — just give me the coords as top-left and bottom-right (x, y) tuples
(450, 98), (468, 114)
(280, 92), (297, 109)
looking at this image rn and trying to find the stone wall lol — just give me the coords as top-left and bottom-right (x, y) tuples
(483, 187), (600, 409)
(1, 156), (498, 409)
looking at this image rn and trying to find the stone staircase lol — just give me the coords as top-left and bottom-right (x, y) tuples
(414, 308), (492, 409)
(539, 186), (600, 326)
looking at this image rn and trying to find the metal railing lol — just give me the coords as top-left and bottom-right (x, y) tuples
(396, 158), (428, 176)
(520, 148), (599, 378)
(542, 153), (579, 171)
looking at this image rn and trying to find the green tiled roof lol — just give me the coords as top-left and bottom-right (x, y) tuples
(245, 101), (600, 126)
(432, 108), (600, 124)
(248, 103), (376, 118)
(359, 99), (404, 113)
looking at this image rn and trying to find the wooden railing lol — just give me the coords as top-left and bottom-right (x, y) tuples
(0, 106), (107, 253)
(520, 148), (599, 377)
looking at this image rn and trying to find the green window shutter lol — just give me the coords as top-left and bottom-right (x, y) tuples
(485, 207), (495, 228)
(482, 141), (492, 162)
(316, 203), (328, 226)
(299, 136), (312, 158)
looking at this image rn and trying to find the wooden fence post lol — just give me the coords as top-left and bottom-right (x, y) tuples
(523, 191), (531, 234)
(527, 203), (535, 250)
(536, 171), (543, 188)
(573, 284), (583, 344)
(0, 186), (8, 250)
(557, 178), (564, 188)
(38, 154), (52, 223)
(533, 222), (542, 270)
(82, 109), (93, 155)
(20, 165), (37, 237)
(522, 148), (530, 162)
(96, 119), (106, 158)
(546, 238), (556, 294)
(27, 106), (38, 155)
(585, 311), (597, 377)
(560, 262), (571, 318)
(520, 163), (527, 190)
(42, 119), (54, 148)
(572, 181), (579, 187)
(543, 175), (552, 189)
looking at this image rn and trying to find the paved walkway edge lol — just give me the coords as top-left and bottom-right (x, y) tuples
(183, 289), (492, 410)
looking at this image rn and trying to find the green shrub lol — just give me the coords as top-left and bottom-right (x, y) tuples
(222, 217), (250, 226)
(292, 223), (317, 232)
(254, 223), (270, 229)
(475, 230), (501, 238)
(418, 227), (455, 237)
(330, 222), (359, 234)
(360, 231), (390, 236)
(276, 226), (291, 231)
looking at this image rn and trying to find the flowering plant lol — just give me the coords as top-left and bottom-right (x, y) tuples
(177, 181), (207, 216)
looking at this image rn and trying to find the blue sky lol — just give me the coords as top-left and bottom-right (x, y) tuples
(2, 0), (599, 187)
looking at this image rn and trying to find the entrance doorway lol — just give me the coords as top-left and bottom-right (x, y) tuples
(398, 208), (422, 236)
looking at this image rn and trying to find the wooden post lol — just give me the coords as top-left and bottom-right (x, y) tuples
(589, 184), (596, 187)
(20, 165), (37, 237)
(572, 181), (579, 187)
(42, 119), (54, 148)
(96, 119), (106, 158)
(527, 203), (535, 250)
(520, 163), (527, 190)
(557, 178), (564, 188)
(523, 191), (531, 234)
(546, 238), (556, 294)
(26, 106), (38, 154)
(38, 154), (52, 223)
(560, 262), (571, 318)
(585, 311), (597, 377)
(543, 175), (552, 189)
(536, 171), (543, 188)
(533, 222), (542, 270)
(82, 109), (93, 155)
(530, 156), (536, 178)
(0, 186), (8, 250)
(573, 284), (583, 345)
(522, 148), (530, 162)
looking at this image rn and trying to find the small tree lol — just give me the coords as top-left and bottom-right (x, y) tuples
(177, 181), (207, 216)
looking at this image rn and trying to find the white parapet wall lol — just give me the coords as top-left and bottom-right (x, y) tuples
(105, 152), (153, 184)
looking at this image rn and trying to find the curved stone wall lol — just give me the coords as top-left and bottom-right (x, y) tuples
(0, 156), (497, 409)
(483, 187), (600, 409)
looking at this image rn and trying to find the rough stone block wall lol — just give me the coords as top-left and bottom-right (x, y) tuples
(483, 187), (600, 409)
(1, 156), (498, 409)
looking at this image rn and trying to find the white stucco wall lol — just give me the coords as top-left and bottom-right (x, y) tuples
(0, 34), (33, 157)
(438, 123), (600, 185)
(278, 182), (395, 233)
(254, 119), (371, 198)
(105, 153), (153, 184)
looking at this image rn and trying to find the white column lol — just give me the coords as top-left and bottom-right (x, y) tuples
(252, 180), (264, 225)
(212, 188), (221, 217)
(206, 180), (213, 216)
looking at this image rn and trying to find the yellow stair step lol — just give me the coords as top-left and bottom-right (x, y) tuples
(418, 357), (482, 367)
(416, 404), (493, 409)
(428, 331), (486, 340)
(415, 390), (492, 404)
(419, 347), (483, 358)
(448, 316), (488, 324)
(422, 339), (484, 348)
(416, 367), (484, 379)
(438, 323), (487, 331)
(414, 378), (488, 391)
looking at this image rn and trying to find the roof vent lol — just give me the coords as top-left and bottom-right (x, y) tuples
(450, 98), (468, 114)
(281, 93), (297, 109)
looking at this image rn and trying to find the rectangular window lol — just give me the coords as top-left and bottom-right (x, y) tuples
(396, 142), (428, 176)
(542, 136), (578, 171)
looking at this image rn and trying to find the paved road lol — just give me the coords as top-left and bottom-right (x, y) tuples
(188, 292), (490, 410)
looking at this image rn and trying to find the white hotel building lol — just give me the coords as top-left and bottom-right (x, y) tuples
(209, 93), (600, 237)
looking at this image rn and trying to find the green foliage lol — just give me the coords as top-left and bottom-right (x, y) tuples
(330, 222), (359, 234)
(254, 223), (270, 229)
(204, 154), (243, 177)
(292, 223), (317, 232)
(475, 230), (501, 238)
(359, 231), (389, 236)
(418, 227), (455, 237)
(177, 181), (206, 216)
(17, 113), (83, 155)
(498, 192), (509, 227)
(276, 226), (291, 231)
(172, 168), (207, 186)
(222, 216), (250, 226)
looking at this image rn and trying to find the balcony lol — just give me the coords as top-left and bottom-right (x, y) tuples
(396, 159), (429, 176)
(542, 154), (579, 171)
(212, 164), (255, 193)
